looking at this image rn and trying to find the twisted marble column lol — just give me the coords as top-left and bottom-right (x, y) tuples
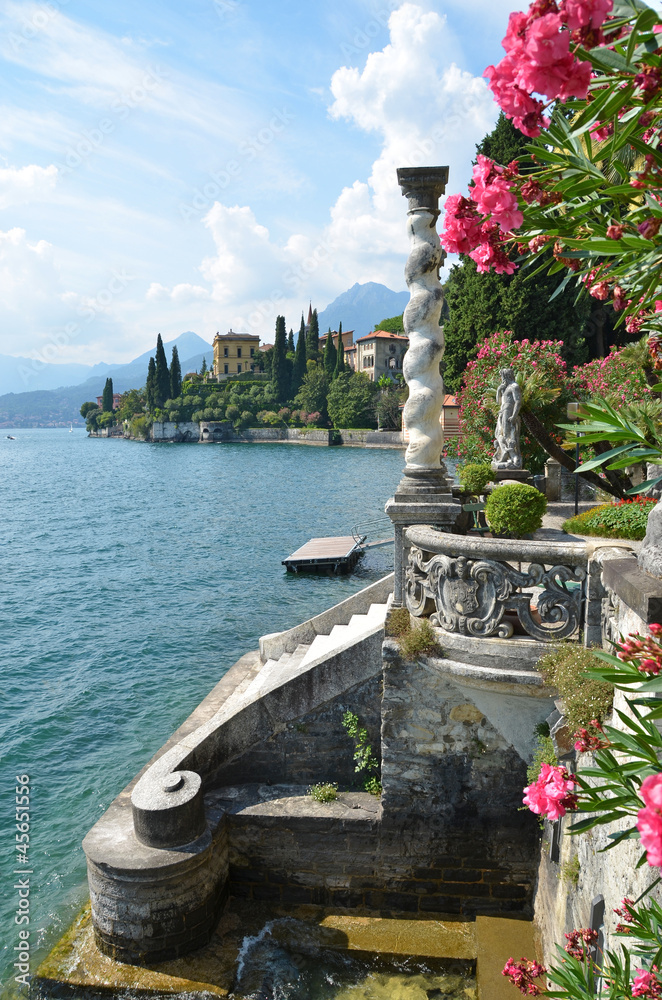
(397, 166), (449, 483)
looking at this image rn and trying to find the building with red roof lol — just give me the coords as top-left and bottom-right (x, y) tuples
(353, 331), (409, 381)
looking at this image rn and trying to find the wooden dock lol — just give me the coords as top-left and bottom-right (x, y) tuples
(283, 535), (365, 574)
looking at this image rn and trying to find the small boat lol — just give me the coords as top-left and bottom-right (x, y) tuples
(6, 435), (15, 440)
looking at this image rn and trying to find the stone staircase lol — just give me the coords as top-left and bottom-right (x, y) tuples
(220, 601), (389, 711)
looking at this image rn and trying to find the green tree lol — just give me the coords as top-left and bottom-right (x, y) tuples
(334, 323), (347, 378)
(294, 361), (329, 422)
(291, 317), (307, 396)
(80, 401), (98, 419)
(287, 328), (295, 353)
(374, 314), (404, 334)
(155, 334), (170, 407)
(117, 388), (145, 422)
(307, 307), (319, 355)
(323, 328), (337, 377)
(271, 314), (289, 403)
(474, 110), (531, 167)
(376, 378), (404, 430)
(146, 356), (157, 412)
(327, 371), (378, 429)
(170, 345), (182, 398)
(101, 377), (114, 412)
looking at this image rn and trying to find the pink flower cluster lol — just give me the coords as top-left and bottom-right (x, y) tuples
(639, 773), (662, 867)
(564, 927), (598, 959)
(616, 625), (662, 676)
(523, 762), (578, 820)
(614, 897), (635, 934)
(574, 719), (610, 753)
(441, 157), (522, 274)
(632, 967), (662, 998)
(502, 957), (547, 995)
(572, 348), (651, 406)
(484, 0), (612, 136)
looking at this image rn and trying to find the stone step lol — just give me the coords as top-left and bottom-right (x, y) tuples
(299, 602), (388, 669)
(238, 642), (312, 703)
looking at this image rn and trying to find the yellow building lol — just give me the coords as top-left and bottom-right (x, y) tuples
(355, 331), (409, 381)
(212, 330), (260, 379)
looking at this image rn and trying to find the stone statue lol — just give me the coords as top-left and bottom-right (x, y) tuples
(492, 368), (523, 471)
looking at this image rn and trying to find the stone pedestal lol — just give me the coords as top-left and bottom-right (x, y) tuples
(386, 476), (459, 608)
(492, 468), (534, 486)
(544, 458), (562, 501)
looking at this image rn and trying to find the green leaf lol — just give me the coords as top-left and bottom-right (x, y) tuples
(587, 44), (635, 72)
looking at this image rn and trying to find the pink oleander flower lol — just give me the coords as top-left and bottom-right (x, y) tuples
(564, 927), (598, 960)
(606, 223), (625, 239)
(484, 60), (550, 137)
(502, 957), (547, 996)
(638, 773), (662, 867)
(471, 155), (524, 231)
(612, 285), (628, 311)
(524, 12), (569, 66)
(632, 967), (662, 998)
(441, 194), (484, 254)
(589, 280), (610, 300)
(560, 0), (613, 30)
(523, 762), (577, 821)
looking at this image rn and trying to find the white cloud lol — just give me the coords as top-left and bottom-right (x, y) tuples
(0, 163), (58, 209)
(147, 3), (500, 342)
(146, 281), (210, 303)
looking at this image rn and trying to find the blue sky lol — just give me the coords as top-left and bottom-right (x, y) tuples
(0, 0), (533, 367)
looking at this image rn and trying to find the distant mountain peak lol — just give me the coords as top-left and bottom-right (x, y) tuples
(317, 282), (408, 341)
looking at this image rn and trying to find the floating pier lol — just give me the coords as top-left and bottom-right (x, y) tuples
(283, 535), (365, 574)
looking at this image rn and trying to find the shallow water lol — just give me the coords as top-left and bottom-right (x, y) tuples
(0, 430), (412, 989)
(233, 919), (475, 1000)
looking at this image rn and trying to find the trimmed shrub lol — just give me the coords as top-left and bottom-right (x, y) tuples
(536, 645), (613, 733)
(457, 462), (494, 496)
(562, 496), (656, 541)
(485, 482), (547, 537)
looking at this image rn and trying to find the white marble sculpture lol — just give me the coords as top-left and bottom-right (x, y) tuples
(492, 368), (523, 471)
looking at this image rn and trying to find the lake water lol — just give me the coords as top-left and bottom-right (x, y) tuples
(0, 429), (415, 990)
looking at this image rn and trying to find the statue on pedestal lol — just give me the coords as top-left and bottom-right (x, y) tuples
(492, 368), (523, 471)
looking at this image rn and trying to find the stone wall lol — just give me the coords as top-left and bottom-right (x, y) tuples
(152, 420), (200, 442)
(210, 674), (382, 788)
(534, 551), (662, 968)
(380, 643), (555, 919)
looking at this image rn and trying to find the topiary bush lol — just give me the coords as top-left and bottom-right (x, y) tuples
(457, 461), (494, 496)
(562, 496), (656, 541)
(485, 482), (547, 537)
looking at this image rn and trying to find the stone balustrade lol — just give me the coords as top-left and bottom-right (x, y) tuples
(403, 525), (629, 647)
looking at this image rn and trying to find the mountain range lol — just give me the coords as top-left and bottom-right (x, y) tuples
(0, 282), (409, 426)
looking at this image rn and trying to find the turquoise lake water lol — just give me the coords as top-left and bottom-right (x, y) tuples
(0, 429), (414, 990)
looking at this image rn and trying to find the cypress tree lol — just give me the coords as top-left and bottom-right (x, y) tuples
(292, 315), (308, 396)
(271, 314), (289, 402)
(155, 334), (170, 407)
(170, 345), (182, 398)
(101, 376), (114, 412)
(200, 356), (208, 377)
(146, 357), (157, 412)
(334, 323), (346, 378)
(307, 308), (319, 355)
(323, 327), (337, 377)
(287, 328), (295, 353)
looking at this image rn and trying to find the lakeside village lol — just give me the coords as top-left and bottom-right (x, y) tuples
(79, 306), (461, 446)
(36, 16), (662, 998)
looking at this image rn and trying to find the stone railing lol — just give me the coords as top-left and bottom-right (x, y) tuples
(404, 525), (628, 645)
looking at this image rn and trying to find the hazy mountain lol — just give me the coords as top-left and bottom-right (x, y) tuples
(0, 331), (211, 398)
(0, 355), (112, 395)
(0, 332), (213, 427)
(317, 282), (409, 340)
